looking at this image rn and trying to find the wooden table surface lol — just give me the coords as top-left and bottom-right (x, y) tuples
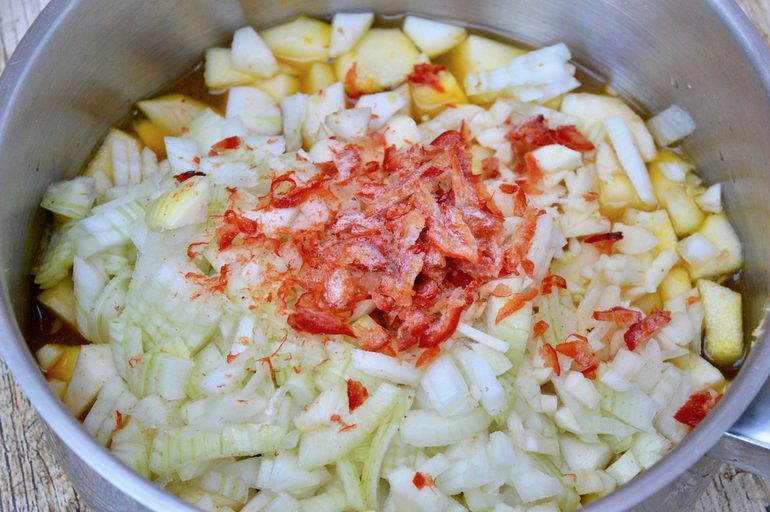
(2, 0), (770, 511)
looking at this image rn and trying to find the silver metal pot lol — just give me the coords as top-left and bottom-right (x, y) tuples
(1, 0), (769, 510)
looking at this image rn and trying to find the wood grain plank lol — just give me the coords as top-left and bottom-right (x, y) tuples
(1, 1), (770, 511)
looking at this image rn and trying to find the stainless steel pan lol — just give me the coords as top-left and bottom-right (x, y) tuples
(1, 1), (769, 510)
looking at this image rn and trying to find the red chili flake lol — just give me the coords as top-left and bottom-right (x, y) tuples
(491, 283), (513, 297)
(541, 274), (567, 295)
(555, 335), (597, 369)
(581, 365), (598, 380)
(495, 287), (538, 324)
(412, 471), (434, 490)
(583, 192), (598, 202)
(499, 183), (518, 194)
(519, 152), (544, 195)
(378, 343), (398, 357)
(184, 264), (231, 299)
(287, 308), (356, 337)
(344, 63), (364, 100)
(114, 410), (124, 432)
(415, 345), (441, 368)
(674, 391), (723, 428)
(540, 344), (560, 376)
(481, 157), (500, 177)
(186, 241), (208, 260)
(407, 63), (446, 92)
(293, 365), (303, 374)
(315, 358), (331, 368)
(624, 309), (672, 350)
(258, 356), (276, 378)
(554, 125), (595, 152)
(347, 379), (369, 413)
(532, 320), (550, 338)
(419, 305), (464, 348)
(173, 171), (206, 183)
(593, 306), (643, 324)
(209, 136), (241, 156)
(584, 231), (624, 256)
(356, 318), (392, 351)
(330, 414), (357, 433)
(505, 115), (556, 156)
(687, 296), (700, 305)
(226, 352), (238, 364)
(521, 259), (535, 278)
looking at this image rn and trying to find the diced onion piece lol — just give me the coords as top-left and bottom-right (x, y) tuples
(325, 107), (371, 141)
(280, 93), (309, 152)
(419, 355), (475, 416)
(605, 115), (657, 205)
(41, 177), (96, 220)
(164, 137), (200, 174)
(400, 407), (492, 447)
(356, 90), (407, 130)
(351, 349), (420, 386)
(456, 322), (509, 352)
(646, 104), (696, 146)
(384, 115), (420, 148)
(226, 87), (282, 135)
(531, 144), (583, 173)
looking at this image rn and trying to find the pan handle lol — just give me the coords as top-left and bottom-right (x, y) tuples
(708, 384), (770, 476)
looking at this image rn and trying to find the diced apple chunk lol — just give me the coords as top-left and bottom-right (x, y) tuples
(260, 16), (332, 66)
(622, 209), (677, 253)
(686, 214), (742, 279)
(443, 35), (526, 103)
(230, 26), (278, 78)
(133, 119), (167, 157)
(697, 279), (743, 366)
(63, 344), (117, 417)
(649, 151), (704, 236)
(204, 48), (256, 90)
(137, 94), (208, 136)
(36, 344), (65, 372)
(334, 29), (420, 93)
(403, 16), (467, 58)
(303, 62), (337, 94)
(255, 73), (302, 102)
(410, 69), (467, 120)
(659, 266), (692, 303)
(595, 142), (646, 220)
(47, 345), (80, 383)
(330, 12), (374, 58)
(47, 379), (68, 399)
(672, 354), (725, 393)
(38, 277), (77, 329)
